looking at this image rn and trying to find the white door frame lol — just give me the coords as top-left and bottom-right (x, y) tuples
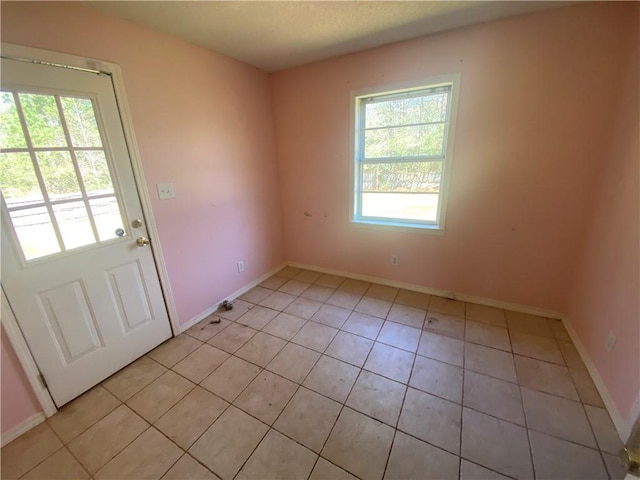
(0, 43), (180, 416)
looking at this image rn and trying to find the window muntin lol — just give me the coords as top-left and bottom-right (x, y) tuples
(354, 80), (456, 229)
(0, 90), (126, 261)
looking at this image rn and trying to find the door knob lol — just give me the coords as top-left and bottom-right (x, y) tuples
(136, 237), (150, 247)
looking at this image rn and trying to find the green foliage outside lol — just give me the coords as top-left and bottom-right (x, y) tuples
(364, 93), (448, 158)
(0, 92), (26, 149)
(61, 97), (102, 147)
(20, 93), (67, 147)
(363, 161), (442, 193)
(362, 92), (448, 193)
(365, 124), (445, 158)
(38, 151), (81, 199)
(0, 152), (42, 204)
(76, 151), (114, 195)
(0, 91), (112, 206)
(365, 92), (448, 127)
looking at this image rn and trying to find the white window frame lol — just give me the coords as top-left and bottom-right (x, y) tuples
(350, 73), (460, 232)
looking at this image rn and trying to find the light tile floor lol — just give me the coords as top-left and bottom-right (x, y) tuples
(1, 266), (628, 480)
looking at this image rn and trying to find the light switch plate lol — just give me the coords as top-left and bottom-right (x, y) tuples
(157, 183), (175, 200)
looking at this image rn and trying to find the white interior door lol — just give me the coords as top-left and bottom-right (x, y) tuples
(0, 58), (172, 406)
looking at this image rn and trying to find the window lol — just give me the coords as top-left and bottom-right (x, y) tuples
(352, 75), (459, 230)
(0, 90), (126, 261)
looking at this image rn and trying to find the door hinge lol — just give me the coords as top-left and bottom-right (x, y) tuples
(37, 373), (48, 389)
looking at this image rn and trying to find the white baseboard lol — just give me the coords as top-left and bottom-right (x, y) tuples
(563, 317), (637, 443)
(2, 291), (58, 418)
(287, 261), (565, 320)
(1, 412), (45, 447)
(178, 262), (287, 333)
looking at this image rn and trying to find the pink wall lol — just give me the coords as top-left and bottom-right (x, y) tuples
(1, 1), (285, 325)
(1, 1), (284, 435)
(271, 2), (631, 314)
(1, 0), (637, 441)
(1, 328), (41, 434)
(566, 9), (639, 426)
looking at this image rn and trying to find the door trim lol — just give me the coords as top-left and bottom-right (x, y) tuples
(1, 289), (57, 416)
(1, 43), (180, 416)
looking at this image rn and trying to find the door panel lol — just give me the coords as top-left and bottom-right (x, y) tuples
(1, 58), (172, 406)
(107, 260), (154, 331)
(38, 280), (104, 361)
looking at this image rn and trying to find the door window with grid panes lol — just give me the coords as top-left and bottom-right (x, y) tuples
(0, 90), (126, 261)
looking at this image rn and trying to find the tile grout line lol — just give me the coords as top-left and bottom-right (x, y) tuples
(457, 304), (467, 480)
(161, 308), (560, 462)
(381, 305), (426, 480)
(85, 420), (152, 477)
(144, 424), (197, 478)
(458, 307), (524, 480)
(568, 351), (612, 478)
(172, 279), (595, 473)
(306, 308), (392, 480)
(217, 302), (330, 479)
(229, 318), (344, 480)
(229, 419), (271, 480)
(239, 296), (595, 412)
(14, 429), (70, 480)
(185, 361), (266, 479)
(359, 302), (398, 480)
(198, 272), (610, 476)
(41, 393), (159, 478)
(381, 429), (399, 480)
(15, 267), (609, 480)
(6, 274), (393, 478)
(220, 340), (484, 470)
(266, 330), (342, 480)
(101, 354), (168, 402)
(103, 373), (205, 475)
(460, 458), (521, 480)
(174, 395), (237, 476)
(149, 320), (253, 479)
(509, 322), (538, 480)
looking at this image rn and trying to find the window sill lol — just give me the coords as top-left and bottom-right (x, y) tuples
(351, 218), (445, 235)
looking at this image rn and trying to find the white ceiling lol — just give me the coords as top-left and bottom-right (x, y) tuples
(88, 1), (569, 72)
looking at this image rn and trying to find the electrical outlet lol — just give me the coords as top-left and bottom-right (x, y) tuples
(391, 255), (399, 265)
(157, 183), (175, 200)
(237, 260), (245, 273)
(605, 331), (616, 352)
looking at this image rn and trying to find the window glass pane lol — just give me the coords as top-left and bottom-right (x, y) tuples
(76, 150), (114, 195)
(365, 93), (448, 128)
(61, 97), (102, 147)
(0, 152), (44, 207)
(364, 123), (445, 158)
(9, 207), (60, 259)
(37, 151), (81, 201)
(0, 92), (27, 149)
(361, 192), (439, 222)
(52, 201), (95, 249)
(362, 161), (442, 193)
(90, 196), (124, 241)
(361, 161), (442, 223)
(19, 94), (67, 148)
